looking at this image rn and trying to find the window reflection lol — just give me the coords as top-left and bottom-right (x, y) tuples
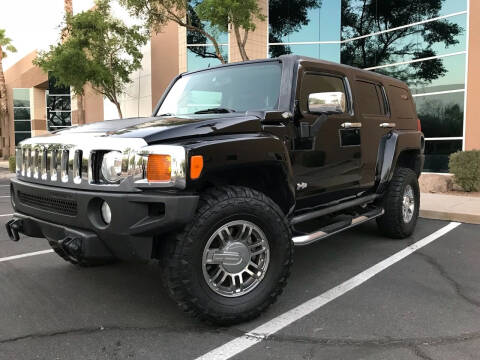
(269, 0), (339, 43)
(424, 140), (462, 173)
(13, 88), (30, 107)
(47, 110), (72, 128)
(269, 44), (340, 63)
(13, 88), (32, 145)
(374, 54), (466, 94)
(187, 0), (228, 44)
(415, 92), (464, 138)
(187, 46), (228, 71)
(341, 2), (464, 87)
(47, 74), (72, 130)
(342, 14), (466, 69)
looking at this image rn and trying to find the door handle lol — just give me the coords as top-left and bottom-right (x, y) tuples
(341, 122), (362, 129)
(379, 122), (396, 128)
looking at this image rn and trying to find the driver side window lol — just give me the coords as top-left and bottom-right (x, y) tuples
(300, 74), (348, 114)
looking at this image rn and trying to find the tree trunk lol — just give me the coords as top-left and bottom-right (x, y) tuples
(62, 0), (73, 41)
(114, 100), (123, 119)
(233, 25), (249, 61)
(77, 91), (85, 125)
(0, 47), (11, 159)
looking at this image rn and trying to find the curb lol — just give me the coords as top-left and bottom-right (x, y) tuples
(420, 209), (480, 225)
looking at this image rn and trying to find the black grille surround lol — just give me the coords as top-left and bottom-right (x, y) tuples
(18, 191), (78, 216)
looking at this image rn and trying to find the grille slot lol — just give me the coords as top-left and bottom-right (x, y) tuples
(18, 191), (78, 216)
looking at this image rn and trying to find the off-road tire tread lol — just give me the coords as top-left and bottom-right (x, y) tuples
(161, 186), (293, 325)
(377, 167), (419, 239)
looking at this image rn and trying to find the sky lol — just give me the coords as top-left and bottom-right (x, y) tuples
(0, 0), (135, 71)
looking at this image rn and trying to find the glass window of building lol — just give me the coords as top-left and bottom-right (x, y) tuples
(187, 45), (229, 71)
(13, 89), (32, 145)
(268, 0), (340, 62)
(47, 75), (72, 131)
(336, 0), (469, 173)
(186, 0), (229, 72)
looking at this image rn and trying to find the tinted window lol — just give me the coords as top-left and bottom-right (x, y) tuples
(424, 140), (462, 173)
(414, 92), (464, 138)
(356, 81), (386, 116)
(300, 74), (347, 113)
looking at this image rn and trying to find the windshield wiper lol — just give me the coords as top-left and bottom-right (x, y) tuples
(158, 113), (175, 117)
(194, 107), (236, 114)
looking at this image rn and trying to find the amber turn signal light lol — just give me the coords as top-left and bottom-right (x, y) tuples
(147, 154), (171, 182)
(190, 155), (203, 179)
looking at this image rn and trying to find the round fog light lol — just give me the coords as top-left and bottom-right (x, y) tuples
(101, 201), (112, 224)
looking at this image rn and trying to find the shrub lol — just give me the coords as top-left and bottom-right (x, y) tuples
(8, 156), (15, 173)
(449, 150), (480, 192)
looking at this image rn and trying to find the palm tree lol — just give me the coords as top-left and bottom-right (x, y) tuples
(0, 29), (17, 158)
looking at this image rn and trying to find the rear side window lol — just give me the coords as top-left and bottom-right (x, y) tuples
(388, 85), (414, 119)
(356, 81), (387, 116)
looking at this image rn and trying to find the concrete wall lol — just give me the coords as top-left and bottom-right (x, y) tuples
(4, 51), (48, 156)
(151, 23), (182, 111)
(228, 0), (268, 62)
(465, 0), (480, 151)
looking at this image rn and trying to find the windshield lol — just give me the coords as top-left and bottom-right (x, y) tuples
(157, 62), (282, 116)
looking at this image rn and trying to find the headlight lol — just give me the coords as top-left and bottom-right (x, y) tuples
(101, 151), (123, 183)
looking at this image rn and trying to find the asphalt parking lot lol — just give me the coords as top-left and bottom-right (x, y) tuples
(1, 177), (480, 360)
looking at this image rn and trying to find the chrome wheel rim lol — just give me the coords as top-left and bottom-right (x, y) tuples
(202, 220), (270, 298)
(402, 184), (415, 223)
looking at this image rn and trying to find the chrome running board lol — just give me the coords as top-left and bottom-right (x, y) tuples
(292, 208), (385, 246)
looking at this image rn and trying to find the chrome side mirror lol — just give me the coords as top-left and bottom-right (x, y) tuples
(308, 92), (345, 114)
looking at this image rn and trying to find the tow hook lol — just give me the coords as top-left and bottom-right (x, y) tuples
(6, 219), (23, 242)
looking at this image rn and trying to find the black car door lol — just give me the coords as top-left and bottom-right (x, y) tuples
(292, 70), (363, 210)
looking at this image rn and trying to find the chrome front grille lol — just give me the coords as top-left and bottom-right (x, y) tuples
(17, 146), (88, 184)
(15, 135), (149, 191)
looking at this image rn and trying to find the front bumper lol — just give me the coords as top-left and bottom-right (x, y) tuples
(8, 178), (199, 261)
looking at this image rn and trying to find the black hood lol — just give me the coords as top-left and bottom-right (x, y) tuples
(57, 113), (263, 144)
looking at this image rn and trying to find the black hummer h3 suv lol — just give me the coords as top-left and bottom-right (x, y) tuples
(7, 55), (424, 324)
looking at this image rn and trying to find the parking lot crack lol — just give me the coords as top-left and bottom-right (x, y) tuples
(253, 330), (480, 349)
(0, 324), (243, 345)
(411, 345), (435, 360)
(416, 251), (480, 309)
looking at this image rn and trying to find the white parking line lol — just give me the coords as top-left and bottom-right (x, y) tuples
(0, 213), (13, 217)
(0, 249), (54, 263)
(196, 221), (461, 360)
(0, 196), (10, 198)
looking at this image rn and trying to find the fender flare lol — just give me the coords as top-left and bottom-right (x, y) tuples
(182, 134), (296, 214)
(375, 130), (423, 194)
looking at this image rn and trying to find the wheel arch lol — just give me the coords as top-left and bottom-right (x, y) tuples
(375, 130), (424, 193)
(184, 134), (296, 215)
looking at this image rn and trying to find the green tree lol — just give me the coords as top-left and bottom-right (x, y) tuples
(119, 0), (227, 63)
(195, 0), (265, 61)
(341, 0), (462, 85)
(0, 29), (17, 158)
(34, 0), (148, 118)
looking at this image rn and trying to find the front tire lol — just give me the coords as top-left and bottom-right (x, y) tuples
(376, 167), (420, 239)
(161, 186), (293, 324)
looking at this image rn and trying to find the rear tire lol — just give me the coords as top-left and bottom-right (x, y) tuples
(376, 167), (420, 239)
(161, 186), (293, 325)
